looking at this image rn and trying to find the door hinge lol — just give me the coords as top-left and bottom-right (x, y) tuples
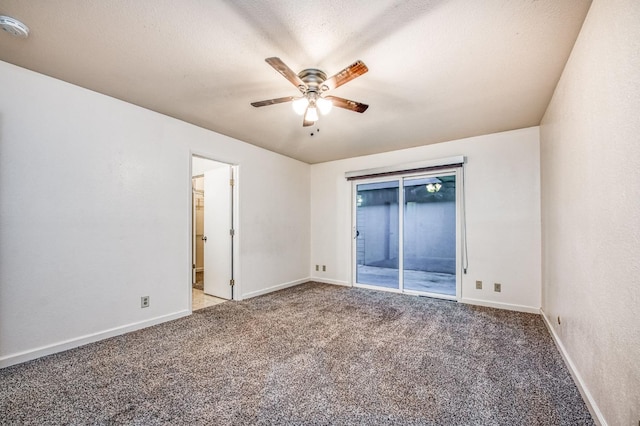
(230, 229), (235, 237)
(229, 279), (235, 286)
(230, 178), (235, 187)
(192, 263), (196, 269)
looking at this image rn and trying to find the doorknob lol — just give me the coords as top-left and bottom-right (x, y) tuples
(202, 236), (207, 242)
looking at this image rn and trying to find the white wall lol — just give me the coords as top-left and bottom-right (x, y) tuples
(539, 0), (640, 424)
(0, 60), (310, 366)
(310, 127), (541, 312)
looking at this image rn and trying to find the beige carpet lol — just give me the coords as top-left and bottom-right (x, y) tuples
(0, 282), (592, 425)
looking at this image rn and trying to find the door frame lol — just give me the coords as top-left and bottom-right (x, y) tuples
(351, 168), (463, 301)
(192, 176), (205, 284)
(189, 152), (240, 311)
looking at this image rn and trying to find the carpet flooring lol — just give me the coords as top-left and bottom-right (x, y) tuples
(0, 282), (593, 425)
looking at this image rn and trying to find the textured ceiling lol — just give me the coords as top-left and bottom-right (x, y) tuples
(0, 0), (591, 163)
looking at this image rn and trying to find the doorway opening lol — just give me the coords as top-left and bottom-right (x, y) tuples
(352, 169), (462, 300)
(191, 155), (237, 311)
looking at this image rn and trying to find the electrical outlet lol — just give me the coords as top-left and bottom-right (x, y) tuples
(315, 265), (319, 271)
(475, 280), (482, 289)
(322, 265), (326, 272)
(141, 296), (150, 308)
(494, 283), (501, 292)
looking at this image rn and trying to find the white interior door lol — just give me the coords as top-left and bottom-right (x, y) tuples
(203, 167), (232, 299)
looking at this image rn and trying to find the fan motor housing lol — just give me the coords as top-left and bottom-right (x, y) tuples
(298, 68), (328, 90)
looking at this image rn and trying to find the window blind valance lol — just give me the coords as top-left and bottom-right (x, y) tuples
(345, 155), (465, 181)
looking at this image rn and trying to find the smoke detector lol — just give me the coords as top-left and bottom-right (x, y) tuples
(0, 16), (29, 38)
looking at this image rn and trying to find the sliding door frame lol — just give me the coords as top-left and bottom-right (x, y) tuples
(351, 175), (403, 294)
(351, 167), (463, 301)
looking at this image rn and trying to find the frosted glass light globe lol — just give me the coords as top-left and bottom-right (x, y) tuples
(292, 97), (309, 115)
(316, 97), (333, 115)
(305, 106), (319, 122)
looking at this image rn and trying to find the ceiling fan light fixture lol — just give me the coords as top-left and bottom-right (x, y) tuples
(316, 97), (333, 115)
(292, 97), (309, 115)
(305, 106), (319, 122)
(251, 57), (369, 127)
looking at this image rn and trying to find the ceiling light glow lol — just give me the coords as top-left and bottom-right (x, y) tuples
(317, 97), (333, 115)
(305, 106), (319, 122)
(292, 97), (309, 115)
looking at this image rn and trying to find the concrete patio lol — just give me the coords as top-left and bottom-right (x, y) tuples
(356, 265), (456, 296)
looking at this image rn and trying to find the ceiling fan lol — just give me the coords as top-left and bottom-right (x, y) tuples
(251, 57), (369, 127)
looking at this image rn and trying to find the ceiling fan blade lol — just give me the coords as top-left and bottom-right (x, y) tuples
(251, 96), (295, 107)
(265, 57), (306, 92)
(325, 96), (369, 113)
(322, 60), (368, 91)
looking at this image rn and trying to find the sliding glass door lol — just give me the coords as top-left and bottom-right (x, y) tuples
(355, 180), (400, 289)
(353, 170), (460, 300)
(403, 175), (456, 296)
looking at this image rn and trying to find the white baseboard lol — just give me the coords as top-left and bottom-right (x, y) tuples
(0, 310), (190, 369)
(459, 297), (540, 314)
(310, 277), (350, 287)
(241, 277), (310, 299)
(540, 309), (606, 426)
